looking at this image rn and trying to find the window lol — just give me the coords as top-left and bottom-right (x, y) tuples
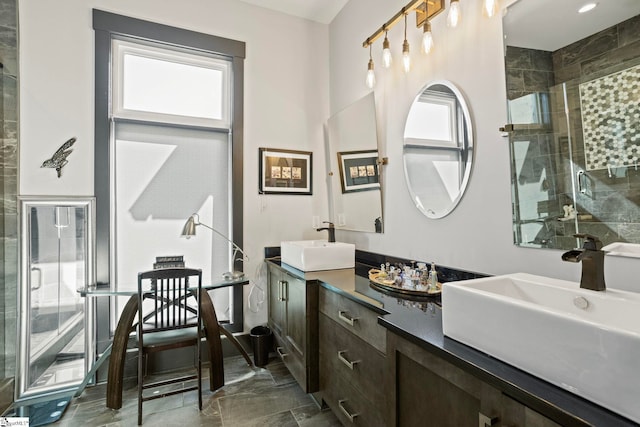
(93, 10), (246, 336)
(404, 90), (459, 148)
(112, 39), (231, 127)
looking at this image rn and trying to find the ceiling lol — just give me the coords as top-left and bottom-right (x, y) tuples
(504, 0), (640, 51)
(235, 0), (640, 49)
(235, 0), (348, 24)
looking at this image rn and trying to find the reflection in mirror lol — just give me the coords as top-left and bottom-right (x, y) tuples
(504, 0), (640, 250)
(403, 81), (473, 219)
(327, 92), (383, 233)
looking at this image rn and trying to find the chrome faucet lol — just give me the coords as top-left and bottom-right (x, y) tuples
(561, 233), (606, 291)
(316, 221), (335, 243)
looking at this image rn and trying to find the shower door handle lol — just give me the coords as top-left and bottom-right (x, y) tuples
(31, 267), (42, 290)
(577, 170), (586, 194)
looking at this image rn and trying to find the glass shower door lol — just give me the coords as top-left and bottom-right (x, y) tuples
(508, 85), (579, 249)
(18, 198), (95, 398)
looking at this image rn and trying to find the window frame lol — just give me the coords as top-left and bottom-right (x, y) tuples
(112, 38), (231, 128)
(93, 10), (246, 341)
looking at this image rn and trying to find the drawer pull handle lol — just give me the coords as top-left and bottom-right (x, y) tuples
(478, 412), (499, 426)
(276, 346), (288, 358)
(338, 399), (358, 422)
(338, 310), (359, 326)
(337, 350), (360, 370)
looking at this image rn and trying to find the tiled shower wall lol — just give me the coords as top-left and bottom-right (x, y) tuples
(506, 14), (640, 248)
(1, 0), (18, 412)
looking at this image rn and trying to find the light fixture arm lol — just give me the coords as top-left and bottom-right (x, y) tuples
(196, 221), (249, 264)
(362, 0), (444, 48)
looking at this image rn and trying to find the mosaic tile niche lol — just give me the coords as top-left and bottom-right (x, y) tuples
(580, 64), (640, 171)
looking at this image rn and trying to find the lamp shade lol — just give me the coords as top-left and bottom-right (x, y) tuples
(181, 215), (197, 238)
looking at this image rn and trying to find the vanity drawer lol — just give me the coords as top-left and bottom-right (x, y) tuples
(273, 330), (306, 390)
(321, 356), (386, 427)
(319, 313), (386, 409)
(319, 287), (386, 353)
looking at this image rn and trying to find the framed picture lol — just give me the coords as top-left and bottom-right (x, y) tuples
(259, 148), (312, 195)
(337, 150), (380, 193)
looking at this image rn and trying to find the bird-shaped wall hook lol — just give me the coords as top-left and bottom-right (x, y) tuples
(41, 137), (76, 178)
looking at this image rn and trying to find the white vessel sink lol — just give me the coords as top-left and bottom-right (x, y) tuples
(281, 240), (355, 272)
(602, 242), (640, 258)
(602, 242), (640, 292)
(442, 273), (640, 424)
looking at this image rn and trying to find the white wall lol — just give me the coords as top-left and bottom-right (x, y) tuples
(328, 0), (584, 282)
(18, 0), (331, 330)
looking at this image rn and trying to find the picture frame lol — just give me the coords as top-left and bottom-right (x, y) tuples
(259, 148), (312, 195)
(337, 150), (381, 193)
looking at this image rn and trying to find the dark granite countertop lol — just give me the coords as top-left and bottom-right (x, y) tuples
(266, 256), (638, 427)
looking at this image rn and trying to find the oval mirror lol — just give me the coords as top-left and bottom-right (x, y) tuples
(403, 80), (474, 219)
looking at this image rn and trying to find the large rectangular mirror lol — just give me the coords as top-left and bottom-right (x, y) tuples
(326, 92), (383, 233)
(503, 0), (640, 250)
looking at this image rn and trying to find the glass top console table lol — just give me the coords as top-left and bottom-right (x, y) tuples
(79, 278), (251, 409)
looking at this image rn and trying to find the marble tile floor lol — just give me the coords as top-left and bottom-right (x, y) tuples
(51, 355), (341, 427)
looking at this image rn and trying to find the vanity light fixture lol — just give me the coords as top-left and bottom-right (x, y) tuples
(447, 0), (461, 28)
(382, 28), (392, 68)
(482, 0), (499, 18)
(366, 45), (376, 88)
(362, 0), (495, 86)
(422, 19), (434, 54)
(361, 0), (443, 77)
(578, 2), (597, 13)
(402, 13), (411, 73)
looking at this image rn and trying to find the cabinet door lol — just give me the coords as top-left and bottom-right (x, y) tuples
(501, 394), (562, 427)
(267, 266), (286, 338)
(397, 351), (481, 427)
(284, 272), (306, 356)
(388, 332), (502, 427)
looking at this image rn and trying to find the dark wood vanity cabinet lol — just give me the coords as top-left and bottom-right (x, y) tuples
(265, 256), (627, 427)
(387, 332), (563, 427)
(318, 287), (387, 426)
(267, 263), (318, 392)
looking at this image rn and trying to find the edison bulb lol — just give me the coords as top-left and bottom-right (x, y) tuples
(382, 35), (392, 68)
(366, 68), (375, 88)
(402, 42), (411, 73)
(447, 0), (461, 27)
(422, 31), (434, 54)
(366, 59), (375, 88)
(483, 0), (499, 17)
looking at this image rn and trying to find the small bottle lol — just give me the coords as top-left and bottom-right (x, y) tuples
(428, 262), (438, 292)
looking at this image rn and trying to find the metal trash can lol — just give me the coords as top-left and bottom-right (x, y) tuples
(250, 325), (272, 367)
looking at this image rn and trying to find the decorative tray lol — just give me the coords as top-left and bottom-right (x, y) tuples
(368, 269), (441, 297)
